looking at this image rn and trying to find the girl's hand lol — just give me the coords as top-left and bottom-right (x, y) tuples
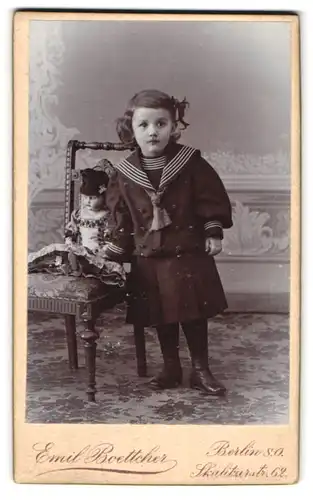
(205, 237), (222, 256)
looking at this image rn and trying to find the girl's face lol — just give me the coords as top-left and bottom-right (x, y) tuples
(81, 194), (105, 211)
(132, 107), (175, 157)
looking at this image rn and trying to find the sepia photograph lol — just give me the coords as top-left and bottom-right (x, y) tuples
(14, 11), (300, 485)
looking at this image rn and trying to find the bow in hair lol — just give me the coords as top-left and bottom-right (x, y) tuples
(170, 96), (190, 130)
(94, 158), (115, 177)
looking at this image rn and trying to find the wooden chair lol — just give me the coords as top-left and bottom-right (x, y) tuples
(28, 140), (147, 402)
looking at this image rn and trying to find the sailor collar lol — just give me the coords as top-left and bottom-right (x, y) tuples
(114, 143), (197, 192)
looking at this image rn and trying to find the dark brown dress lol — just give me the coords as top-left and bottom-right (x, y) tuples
(106, 142), (233, 327)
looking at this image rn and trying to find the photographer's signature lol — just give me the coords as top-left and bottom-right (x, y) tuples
(33, 441), (177, 476)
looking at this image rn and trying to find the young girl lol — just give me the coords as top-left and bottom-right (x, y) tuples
(105, 89), (233, 396)
(28, 166), (125, 287)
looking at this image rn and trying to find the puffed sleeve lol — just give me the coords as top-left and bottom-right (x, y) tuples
(64, 209), (80, 245)
(105, 171), (134, 261)
(193, 153), (233, 239)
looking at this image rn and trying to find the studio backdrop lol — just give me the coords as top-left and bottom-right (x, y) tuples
(28, 20), (291, 313)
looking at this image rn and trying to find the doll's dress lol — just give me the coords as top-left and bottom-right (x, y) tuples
(28, 208), (126, 287)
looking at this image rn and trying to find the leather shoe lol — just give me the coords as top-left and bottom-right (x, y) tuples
(149, 365), (182, 389)
(190, 365), (226, 396)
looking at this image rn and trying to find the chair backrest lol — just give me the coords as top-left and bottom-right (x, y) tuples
(64, 140), (133, 239)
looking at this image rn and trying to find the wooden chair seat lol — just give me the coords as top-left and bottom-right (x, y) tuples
(28, 273), (111, 301)
(28, 140), (147, 403)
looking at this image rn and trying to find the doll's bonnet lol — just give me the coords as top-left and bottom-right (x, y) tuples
(80, 165), (110, 196)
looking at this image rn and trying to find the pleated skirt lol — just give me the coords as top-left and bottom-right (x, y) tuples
(126, 252), (228, 326)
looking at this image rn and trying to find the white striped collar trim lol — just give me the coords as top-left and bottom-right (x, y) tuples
(107, 242), (125, 254)
(115, 145), (197, 192)
(116, 158), (153, 189)
(142, 156), (166, 170)
(204, 221), (223, 230)
(142, 164), (164, 171)
(160, 146), (196, 189)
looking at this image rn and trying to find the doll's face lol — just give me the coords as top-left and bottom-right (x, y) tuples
(81, 194), (105, 211)
(132, 107), (176, 157)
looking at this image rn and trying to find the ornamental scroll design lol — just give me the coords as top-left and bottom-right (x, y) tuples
(76, 148), (290, 177)
(28, 22), (79, 205)
(27, 20), (290, 257)
(71, 150), (290, 258)
(203, 149), (289, 176)
(29, 198), (290, 259)
(222, 201), (290, 257)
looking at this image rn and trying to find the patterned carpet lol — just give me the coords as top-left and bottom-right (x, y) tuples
(26, 307), (289, 425)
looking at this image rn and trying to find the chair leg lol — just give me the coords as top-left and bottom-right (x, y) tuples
(79, 316), (99, 402)
(133, 324), (147, 377)
(65, 315), (78, 370)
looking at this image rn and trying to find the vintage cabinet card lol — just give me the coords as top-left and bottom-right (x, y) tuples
(13, 11), (300, 485)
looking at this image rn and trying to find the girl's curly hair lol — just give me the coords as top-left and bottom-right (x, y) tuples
(116, 89), (190, 146)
